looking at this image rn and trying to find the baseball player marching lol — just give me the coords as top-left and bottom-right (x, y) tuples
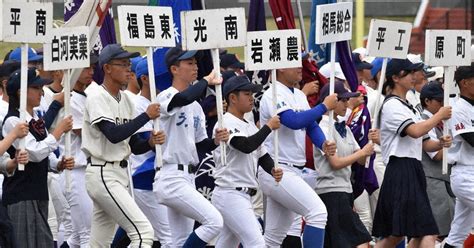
(153, 45), (227, 248)
(444, 63), (474, 248)
(211, 75), (283, 248)
(82, 44), (165, 247)
(258, 67), (338, 247)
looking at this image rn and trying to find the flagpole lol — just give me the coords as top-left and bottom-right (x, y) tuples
(365, 57), (388, 168)
(441, 66), (452, 175)
(328, 42), (336, 139)
(147, 47), (164, 168)
(296, 0), (308, 52)
(18, 43), (29, 171)
(211, 48), (227, 166)
(271, 69), (279, 169)
(64, 69), (72, 192)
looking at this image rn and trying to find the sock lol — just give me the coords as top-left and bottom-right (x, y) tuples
(53, 241), (58, 248)
(59, 241), (70, 248)
(302, 225), (325, 248)
(443, 243), (455, 248)
(152, 240), (161, 248)
(464, 233), (474, 247)
(182, 231), (207, 248)
(396, 239), (406, 248)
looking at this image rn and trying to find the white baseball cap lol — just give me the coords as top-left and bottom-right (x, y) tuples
(319, 62), (346, 81)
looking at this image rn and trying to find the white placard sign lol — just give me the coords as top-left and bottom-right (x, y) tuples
(366, 19), (412, 59)
(43, 26), (90, 71)
(117, 5), (175, 47)
(425, 30), (471, 66)
(245, 29), (302, 71)
(2, 2), (53, 43)
(181, 8), (246, 50)
(315, 2), (353, 44)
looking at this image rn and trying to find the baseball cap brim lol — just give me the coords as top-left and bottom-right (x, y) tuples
(407, 62), (424, 71)
(230, 61), (245, 69)
(339, 92), (361, 99)
(113, 51), (141, 60)
(424, 69), (436, 78)
(178, 50), (197, 61)
(356, 62), (373, 70)
(224, 83), (262, 97)
(29, 54), (43, 62)
(31, 77), (53, 87)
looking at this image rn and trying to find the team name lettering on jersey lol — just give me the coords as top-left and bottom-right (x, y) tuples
(455, 122), (465, 131)
(116, 117), (131, 125)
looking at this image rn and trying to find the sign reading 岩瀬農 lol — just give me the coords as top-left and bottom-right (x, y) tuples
(43, 26), (90, 71)
(117, 5), (175, 48)
(245, 29), (302, 71)
(2, 2), (53, 43)
(180, 8), (246, 50)
(366, 19), (412, 59)
(425, 30), (471, 66)
(315, 2), (353, 44)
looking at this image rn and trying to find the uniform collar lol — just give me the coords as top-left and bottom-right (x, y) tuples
(460, 95), (474, 106)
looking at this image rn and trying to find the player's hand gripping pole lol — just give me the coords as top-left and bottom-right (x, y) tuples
(63, 69), (72, 192)
(18, 43), (29, 171)
(441, 66), (453, 175)
(147, 47), (164, 168)
(211, 49), (227, 165)
(365, 57), (388, 168)
(271, 69), (279, 169)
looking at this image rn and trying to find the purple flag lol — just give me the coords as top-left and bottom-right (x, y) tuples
(64, 0), (117, 84)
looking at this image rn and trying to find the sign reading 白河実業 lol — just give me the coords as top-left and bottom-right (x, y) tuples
(245, 29), (302, 71)
(2, 2), (53, 43)
(43, 26), (90, 71)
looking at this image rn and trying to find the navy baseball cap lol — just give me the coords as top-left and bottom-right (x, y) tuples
(352, 53), (373, 71)
(420, 81), (444, 100)
(223, 75), (262, 98)
(99, 44), (140, 68)
(7, 68), (53, 96)
(386, 59), (424, 79)
(220, 53), (244, 69)
(8, 47), (43, 63)
(135, 59), (149, 79)
(319, 81), (360, 101)
(165, 45), (197, 69)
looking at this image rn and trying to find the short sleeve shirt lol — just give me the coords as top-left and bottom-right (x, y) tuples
(81, 86), (135, 162)
(157, 87), (207, 166)
(448, 97), (474, 166)
(259, 81), (310, 165)
(380, 96), (423, 165)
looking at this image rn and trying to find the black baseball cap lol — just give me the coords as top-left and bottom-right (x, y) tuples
(352, 53), (373, 71)
(99, 44), (140, 68)
(386, 59), (424, 79)
(454, 62), (474, 84)
(319, 81), (360, 101)
(165, 45), (197, 69)
(220, 53), (245, 69)
(223, 75), (262, 98)
(420, 81), (444, 100)
(7, 68), (53, 96)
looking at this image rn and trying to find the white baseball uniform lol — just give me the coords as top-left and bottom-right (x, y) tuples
(445, 97), (474, 247)
(82, 85), (153, 247)
(259, 81), (327, 247)
(211, 112), (266, 248)
(130, 94), (172, 247)
(153, 86), (223, 247)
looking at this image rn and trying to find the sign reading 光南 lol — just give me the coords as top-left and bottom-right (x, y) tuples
(180, 8), (246, 50)
(366, 19), (412, 59)
(117, 5), (175, 47)
(245, 29), (302, 71)
(2, 2), (53, 43)
(315, 2), (353, 44)
(43, 26), (90, 71)
(425, 30), (471, 66)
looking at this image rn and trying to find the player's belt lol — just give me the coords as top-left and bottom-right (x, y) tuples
(87, 157), (128, 168)
(279, 162), (305, 170)
(156, 164), (197, 174)
(235, 187), (257, 196)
